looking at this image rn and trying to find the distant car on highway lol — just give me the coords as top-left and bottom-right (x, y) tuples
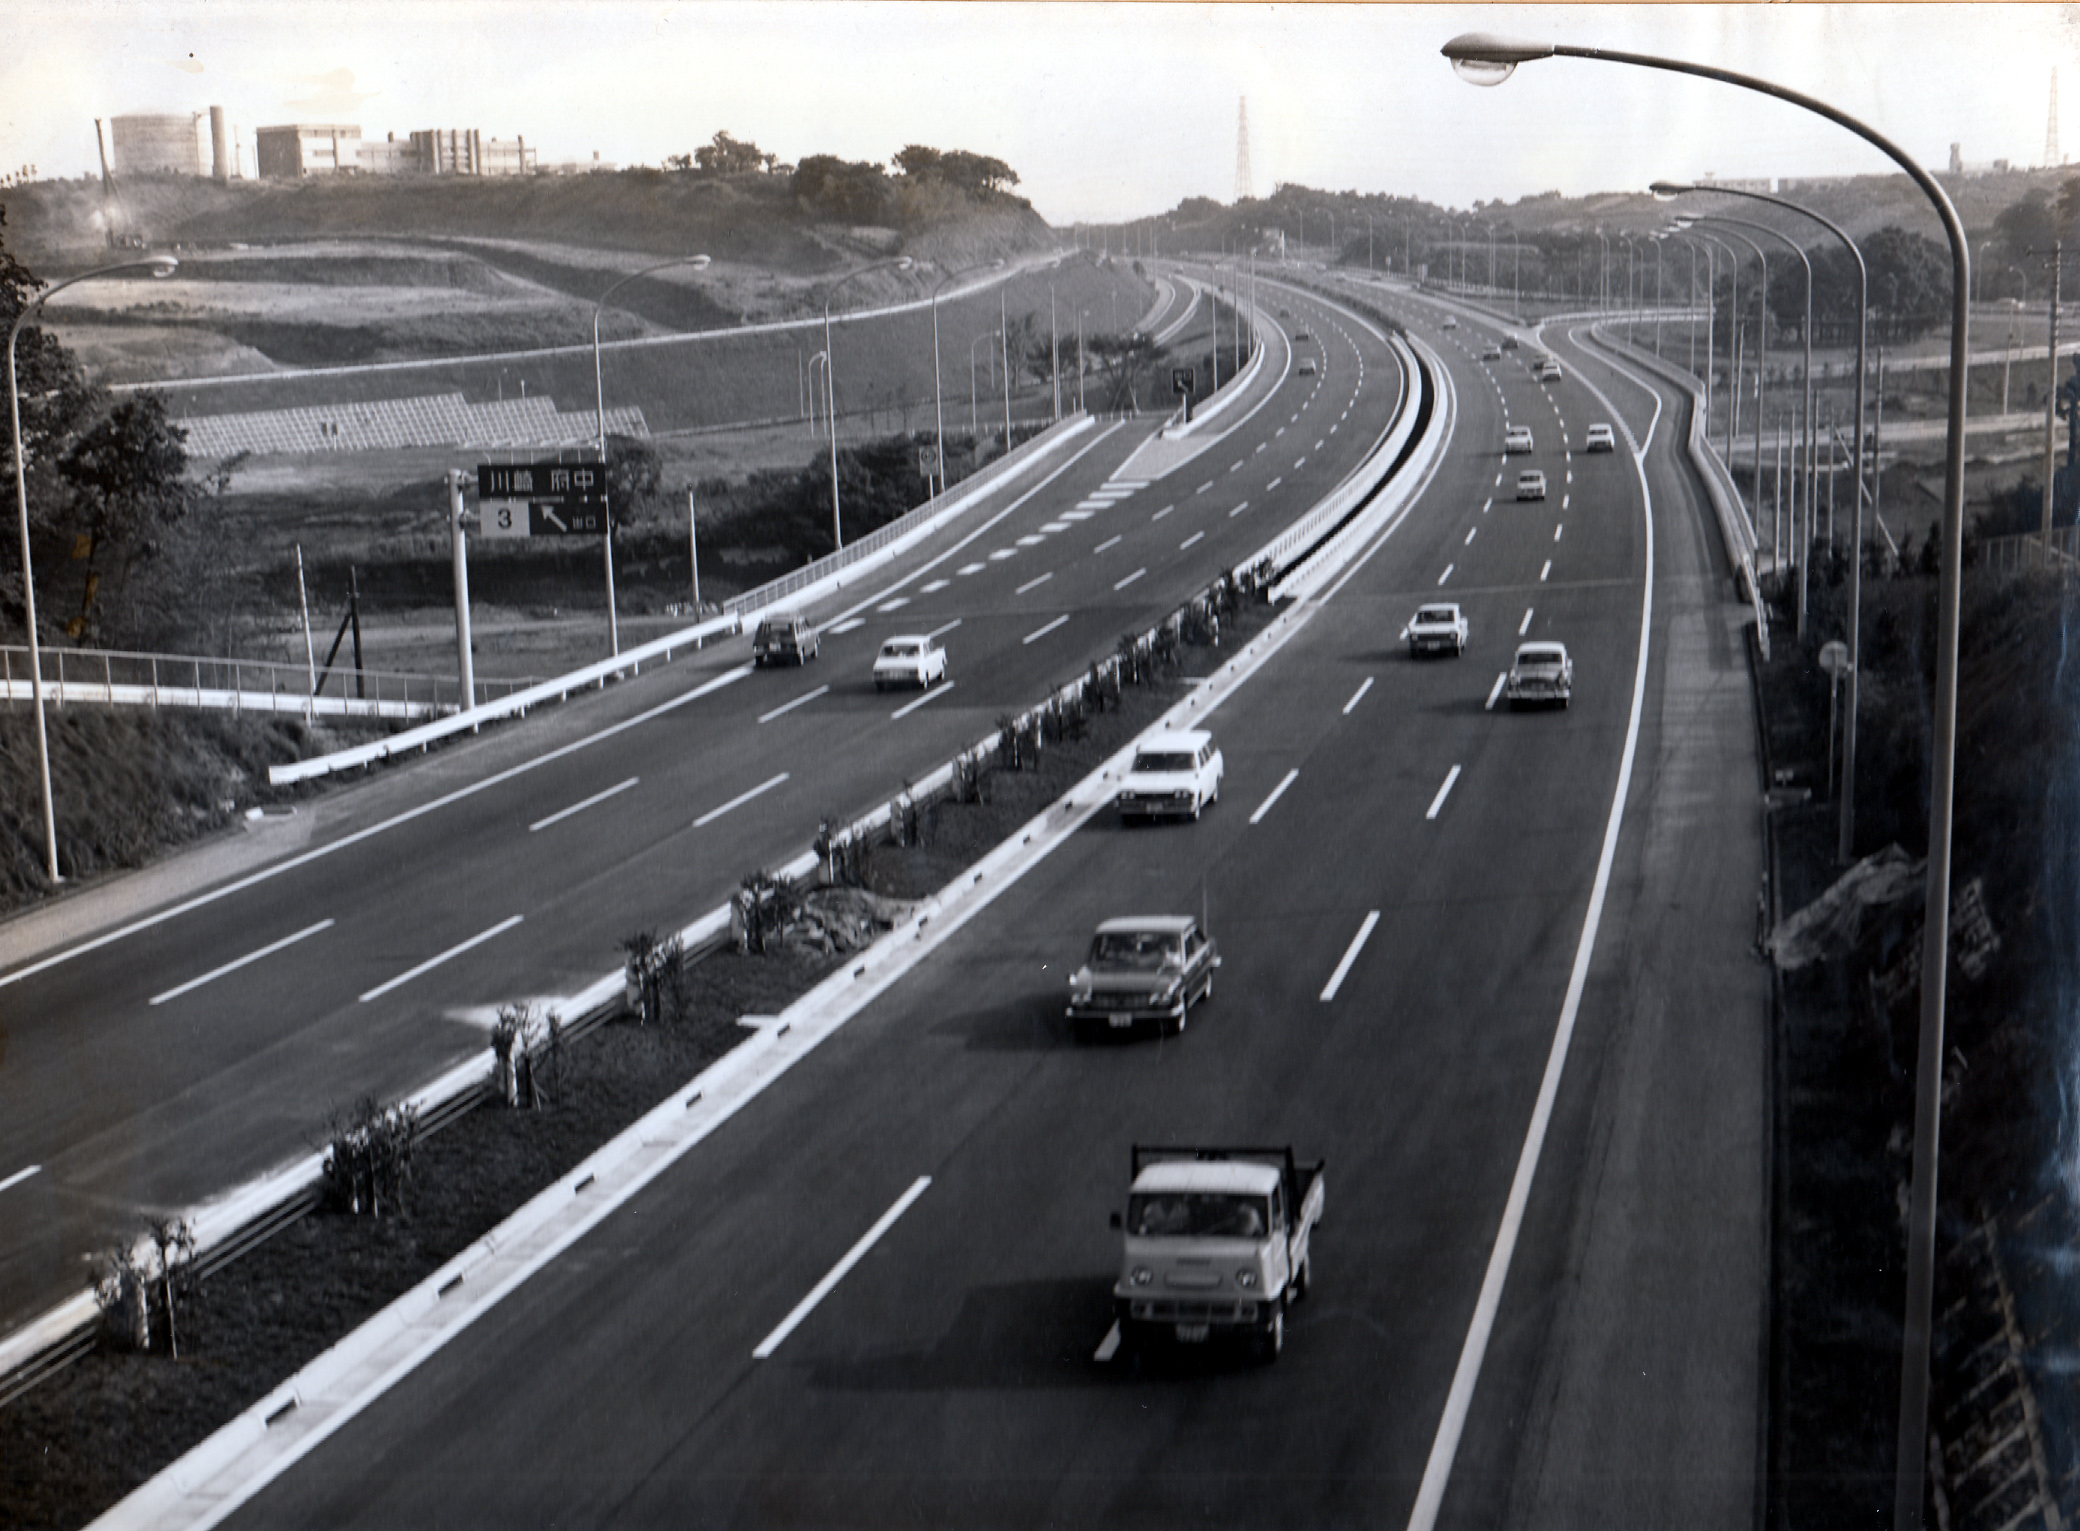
(1480, 343), (1503, 361)
(1296, 357), (1318, 377)
(1506, 641), (1573, 709)
(1116, 728), (1224, 822)
(1407, 602), (1469, 658)
(752, 613), (818, 667)
(1500, 335), (1520, 350)
(1515, 469), (1548, 500)
(1441, 315), (1458, 329)
(1584, 422), (1616, 453)
(1536, 357), (1564, 382)
(1293, 329), (1311, 343)
(872, 634), (947, 691)
(1067, 915), (1219, 1039)
(1505, 425), (1535, 454)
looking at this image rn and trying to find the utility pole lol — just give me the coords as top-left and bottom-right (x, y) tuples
(447, 470), (475, 713)
(2045, 240), (2062, 545)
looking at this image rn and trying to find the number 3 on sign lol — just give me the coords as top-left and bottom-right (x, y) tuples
(479, 498), (528, 539)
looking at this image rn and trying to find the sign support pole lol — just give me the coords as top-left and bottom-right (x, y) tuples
(448, 469), (475, 712)
(688, 485), (702, 624)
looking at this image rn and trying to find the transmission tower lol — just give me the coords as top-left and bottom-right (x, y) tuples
(2049, 68), (2063, 167)
(1235, 97), (1253, 203)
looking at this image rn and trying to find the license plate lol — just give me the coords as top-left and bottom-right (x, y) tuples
(1108, 1015), (1134, 1029)
(1174, 1323), (1210, 1343)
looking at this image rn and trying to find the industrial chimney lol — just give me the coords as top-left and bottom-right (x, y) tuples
(210, 105), (230, 183)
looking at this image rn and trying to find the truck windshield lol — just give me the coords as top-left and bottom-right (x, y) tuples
(1128, 1192), (1270, 1239)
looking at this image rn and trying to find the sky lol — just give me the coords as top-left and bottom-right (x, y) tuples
(1, 2), (2075, 224)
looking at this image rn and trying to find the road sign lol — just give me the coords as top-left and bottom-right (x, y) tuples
(1171, 367), (1196, 397)
(477, 458), (609, 538)
(917, 444), (943, 477)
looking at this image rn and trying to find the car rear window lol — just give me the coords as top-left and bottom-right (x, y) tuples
(1091, 932), (1185, 969)
(881, 642), (919, 657)
(1132, 752), (1195, 773)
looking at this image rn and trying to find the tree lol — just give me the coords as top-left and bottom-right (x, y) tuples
(793, 155), (893, 223)
(692, 130), (771, 177)
(604, 432), (663, 525)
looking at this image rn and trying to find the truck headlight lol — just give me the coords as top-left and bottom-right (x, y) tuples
(1236, 1270), (1259, 1289)
(1132, 1267), (1153, 1286)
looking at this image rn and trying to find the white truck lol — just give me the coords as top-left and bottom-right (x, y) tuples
(1110, 1144), (1326, 1362)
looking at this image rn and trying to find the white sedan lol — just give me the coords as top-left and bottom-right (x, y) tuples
(1115, 728), (1224, 822)
(872, 634), (948, 691)
(1407, 602), (1469, 657)
(1585, 422), (1617, 453)
(1506, 641), (1573, 709)
(1515, 469), (1548, 501)
(1504, 425), (1535, 454)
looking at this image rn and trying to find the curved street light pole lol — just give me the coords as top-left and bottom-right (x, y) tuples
(1594, 227), (1610, 310)
(821, 256), (915, 553)
(1446, 33), (1972, 1528)
(1692, 220), (1774, 582)
(9, 254), (178, 885)
(930, 259), (1006, 495)
(593, 254), (710, 656)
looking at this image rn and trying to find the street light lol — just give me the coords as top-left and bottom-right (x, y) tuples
(593, 253), (709, 656)
(9, 253), (177, 887)
(1655, 179), (1866, 829)
(930, 259), (1006, 495)
(822, 256), (915, 552)
(1446, 32), (1972, 1529)
(1686, 220), (1773, 584)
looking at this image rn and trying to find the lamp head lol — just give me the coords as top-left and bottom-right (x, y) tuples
(1441, 32), (1555, 86)
(148, 257), (179, 278)
(689, 255), (711, 270)
(1648, 181), (1691, 202)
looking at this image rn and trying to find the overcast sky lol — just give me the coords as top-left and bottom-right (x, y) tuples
(2, 3), (2073, 223)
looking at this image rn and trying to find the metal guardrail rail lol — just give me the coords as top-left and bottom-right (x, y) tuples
(0, 644), (538, 721)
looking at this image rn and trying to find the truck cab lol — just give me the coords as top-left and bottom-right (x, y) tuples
(1111, 1145), (1325, 1362)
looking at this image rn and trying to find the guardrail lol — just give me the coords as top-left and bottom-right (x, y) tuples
(267, 610), (742, 785)
(726, 412), (1093, 620)
(0, 644), (537, 721)
(1982, 526), (2080, 573)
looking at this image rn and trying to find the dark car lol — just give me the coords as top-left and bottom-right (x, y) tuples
(752, 614), (819, 667)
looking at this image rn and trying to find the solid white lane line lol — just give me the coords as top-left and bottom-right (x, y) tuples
(1425, 765), (1463, 821)
(1485, 673), (1507, 711)
(1094, 1321), (1123, 1363)
(359, 915), (523, 1004)
(1520, 607), (1535, 636)
(1114, 568), (1146, 591)
(1095, 535), (1122, 553)
(694, 771), (790, 828)
(1343, 677), (1374, 715)
(1249, 768), (1299, 825)
(754, 1176), (932, 1359)
(1319, 911), (1380, 1002)
(927, 618), (963, 640)
(1023, 615), (1069, 645)
(757, 687), (830, 725)
(530, 776), (640, 827)
(1437, 564), (1454, 586)
(1179, 531), (1204, 550)
(1540, 560), (1552, 582)
(891, 683), (954, 719)
(1015, 572), (1053, 595)
(1554, 524), (1564, 542)
(0, 1166), (39, 1195)
(1464, 527), (1477, 546)
(151, 919), (337, 1007)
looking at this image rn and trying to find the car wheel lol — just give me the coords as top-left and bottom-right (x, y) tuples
(1170, 996), (1189, 1037)
(1191, 797), (1202, 822)
(1201, 970), (1214, 1004)
(1256, 1301), (1285, 1363)
(1293, 1252), (1311, 1301)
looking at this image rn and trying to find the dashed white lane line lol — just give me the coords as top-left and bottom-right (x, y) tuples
(1520, 607), (1535, 636)
(0, 1165), (39, 1195)
(1343, 677), (1374, 715)
(877, 597), (910, 612)
(753, 1176), (933, 1359)
(359, 915), (524, 1004)
(694, 771), (791, 828)
(1320, 911), (1381, 1002)
(890, 683), (954, 719)
(1554, 524), (1564, 542)
(954, 564), (986, 578)
(988, 549), (1018, 561)
(1250, 768), (1300, 825)
(1540, 560), (1553, 582)
(1485, 673), (1507, 711)
(1195, 480), (1214, 495)
(1015, 572), (1053, 595)
(1230, 501), (1250, 518)
(1481, 497), (1493, 514)
(1095, 1321), (1123, 1363)
(920, 579), (950, 594)
(1294, 456), (1307, 469)
(1180, 531), (1205, 550)
(1314, 439), (1325, 451)
(1255, 441), (1268, 454)
(1040, 521), (1070, 534)
(758, 688), (828, 725)
(151, 918), (336, 1006)
(1437, 564), (1454, 586)
(1153, 504), (1175, 521)
(1562, 494), (1570, 511)
(1023, 615), (1069, 645)
(827, 616), (867, 633)
(1061, 509), (1094, 522)
(1016, 534), (1046, 547)
(1426, 765), (1463, 821)
(530, 775), (641, 828)
(1276, 426), (1287, 437)
(1095, 534), (1123, 553)
(1230, 459), (1245, 473)
(1464, 527), (1477, 546)
(926, 618), (962, 640)
(1267, 477), (1283, 491)
(1113, 567), (1146, 591)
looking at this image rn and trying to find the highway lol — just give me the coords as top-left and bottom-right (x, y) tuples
(0, 276), (1410, 1337)
(187, 285), (1769, 1528)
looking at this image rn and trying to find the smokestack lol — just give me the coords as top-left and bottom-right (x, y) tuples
(210, 105), (229, 183)
(93, 118), (116, 249)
